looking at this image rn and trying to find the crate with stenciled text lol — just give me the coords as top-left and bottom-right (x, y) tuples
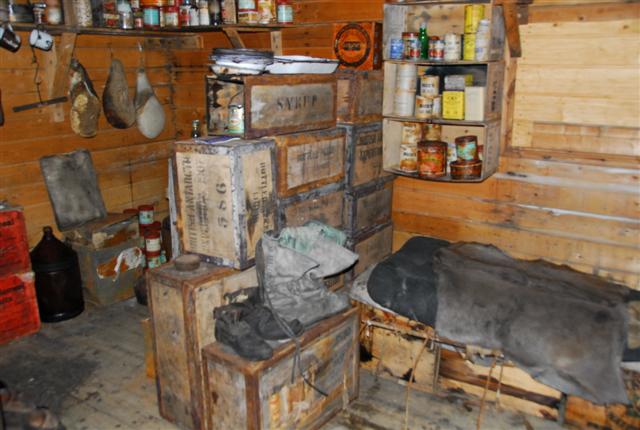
(202, 307), (359, 430)
(340, 122), (391, 190)
(148, 262), (257, 430)
(173, 137), (277, 269)
(345, 176), (394, 237)
(206, 74), (337, 139)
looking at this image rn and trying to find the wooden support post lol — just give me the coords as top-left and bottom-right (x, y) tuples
(45, 32), (77, 122)
(222, 27), (246, 49)
(270, 30), (283, 55)
(503, 3), (522, 58)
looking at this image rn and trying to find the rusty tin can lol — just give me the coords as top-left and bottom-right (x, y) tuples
(399, 144), (418, 173)
(417, 140), (447, 178)
(455, 135), (479, 161)
(450, 159), (482, 180)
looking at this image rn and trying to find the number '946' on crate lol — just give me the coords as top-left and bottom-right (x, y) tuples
(173, 138), (277, 270)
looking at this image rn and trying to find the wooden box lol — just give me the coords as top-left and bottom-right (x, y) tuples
(332, 22), (383, 71)
(148, 262), (257, 430)
(276, 182), (345, 231)
(64, 212), (139, 250)
(382, 2), (505, 62)
(341, 122), (392, 190)
(206, 74), (337, 139)
(336, 71), (384, 124)
(202, 307), (360, 430)
(0, 272), (40, 345)
(0, 206), (31, 278)
(72, 236), (144, 305)
(274, 128), (346, 199)
(347, 222), (393, 279)
(382, 118), (501, 182)
(174, 138), (277, 270)
(345, 176), (394, 237)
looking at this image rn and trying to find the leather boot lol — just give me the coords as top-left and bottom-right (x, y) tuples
(213, 304), (273, 361)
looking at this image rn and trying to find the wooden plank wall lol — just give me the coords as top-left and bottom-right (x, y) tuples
(393, 1), (640, 289)
(0, 0), (384, 246)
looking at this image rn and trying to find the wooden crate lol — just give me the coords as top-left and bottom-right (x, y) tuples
(276, 182), (345, 231)
(356, 301), (563, 420)
(274, 128), (346, 199)
(332, 22), (383, 71)
(345, 176), (394, 237)
(206, 74), (337, 139)
(382, 2), (505, 62)
(0, 206), (30, 278)
(347, 221), (393, 279)
(174, 138), (277, 270)
(148, 262), (257, 430)
(341, 121), (391, 189)
(71, 236), (143, 305)
(336, 70), (384, 124)
(0, 271), (40, 345)
(202, 307), (359, 430)
(382, 118), (501, 182)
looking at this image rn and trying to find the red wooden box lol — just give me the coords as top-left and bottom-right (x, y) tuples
(0, 272), (41, 345)
(0, 206), (31, 278)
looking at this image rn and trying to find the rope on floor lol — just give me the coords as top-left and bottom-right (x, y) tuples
(403, 336), (431, 430)
(476, 355), (498, 430)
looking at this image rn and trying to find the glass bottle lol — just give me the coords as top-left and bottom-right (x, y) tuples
(191, 119), (201, 138)
(419, 22), (428, 59)
(30, 227), (84, 323)
(209, 0), (220, 25)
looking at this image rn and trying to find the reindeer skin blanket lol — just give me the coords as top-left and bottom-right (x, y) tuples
(368, 237), (630, 404)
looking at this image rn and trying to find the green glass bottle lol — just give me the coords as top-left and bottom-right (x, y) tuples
(419, 22), (428, 59)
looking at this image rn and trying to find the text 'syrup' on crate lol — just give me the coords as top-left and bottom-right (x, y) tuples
(174, 138), (277, 269)
(206, 74), (337, 139)
(203, 307), (359, 430)
(148, 262), (257, 430)
(0, 272), (40, 345)
(274, 128), (346, 199)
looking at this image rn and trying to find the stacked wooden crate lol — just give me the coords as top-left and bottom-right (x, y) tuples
(336, 70), (394, 282)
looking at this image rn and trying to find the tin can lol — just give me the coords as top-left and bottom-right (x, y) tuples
(399, 144), (418, 173)
(464, 4), (485, 34)
(238, 0), (258, 24)
(144, 231), (162, 253)
(158, 6), (165, 26)
(423, 123), (442, 141)
(429, 37), (444, 61)
(228, 104), (244, 133)
(443, 32), (461, 61)
(277, 3), (292, 23)
(455, 135), (479, 161)
(402, 32), (420, 60)
(189, 6), (199, 25)
(401, 122), (422, 145)
(143, 6), (159, 27)
(138, 204), (154, 226)
(420, 75), (439, 97)
(463, 33), (476, 60)
(428, 37), (438, 59)
(418, 140), (447, 178)
(164, 5), (179, 26)
(446, 141), (457, 174)
(179, 4), (190, 25)
(134, 13), (144, 28)
(415, 95), (433, 119)
(389, 38), (403, 60)
(431, 96), (441, 118)
(450, 159), (482, 180)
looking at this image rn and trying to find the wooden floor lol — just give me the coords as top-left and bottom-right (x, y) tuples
(0, 300), (564, 430)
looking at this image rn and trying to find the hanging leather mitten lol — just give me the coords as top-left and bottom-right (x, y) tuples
(134, 67), (165, 139)
(68, 59), (100, 138)
(103, 59), (135, 129)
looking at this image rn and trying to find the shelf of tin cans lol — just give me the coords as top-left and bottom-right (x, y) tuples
(10, 20), (380, 37)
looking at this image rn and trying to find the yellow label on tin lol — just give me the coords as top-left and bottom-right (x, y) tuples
(443, 91), (465, 120)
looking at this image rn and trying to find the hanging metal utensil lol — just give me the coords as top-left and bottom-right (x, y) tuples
(12, 45), (67, 112)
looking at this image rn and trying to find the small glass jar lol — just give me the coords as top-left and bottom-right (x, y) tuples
(276, 0), (292, 24)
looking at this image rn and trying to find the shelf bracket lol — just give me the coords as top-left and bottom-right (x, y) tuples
(222, 27), (246, 49)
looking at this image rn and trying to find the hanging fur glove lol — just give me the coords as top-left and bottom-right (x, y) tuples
(68, 58), (100, 138)
(134, 67), (165, 139)
(103, 58), (135, 129)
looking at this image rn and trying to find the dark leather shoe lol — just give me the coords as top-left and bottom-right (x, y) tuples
(214, 305), (272, 361)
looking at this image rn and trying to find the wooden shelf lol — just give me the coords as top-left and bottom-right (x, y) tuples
(384, 115), (490, 127)
(385, 165), (486, 183)
(384, 59), (497, 66)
